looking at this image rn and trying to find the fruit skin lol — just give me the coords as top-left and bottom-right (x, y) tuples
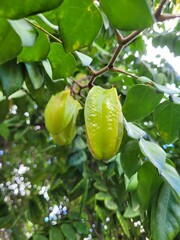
(84, 86), (123, 160)
(44, 89), (81, 145)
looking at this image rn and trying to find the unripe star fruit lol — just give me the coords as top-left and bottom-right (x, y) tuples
(84, 86), (123, 160)
(44, 89), (81, 145)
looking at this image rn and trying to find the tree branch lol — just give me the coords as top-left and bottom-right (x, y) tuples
(111, 67), (138, 79)
(154, 0), (168, 19)
(157, 13), (180, 21)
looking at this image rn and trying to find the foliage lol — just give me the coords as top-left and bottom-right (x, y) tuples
(0, 0), (180, 239)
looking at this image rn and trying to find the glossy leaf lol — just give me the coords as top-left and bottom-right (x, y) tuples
(154, 101), (180, 143)
(137, 162), (162, 210)
(116, 211), (130, 238)
(49, 227), (64, 240)
(57, 0), (102, 52)
(138, 76), (180, 94)
(75, 51), (92, 66)
(121, 140), (141, 178)
(48, 43), (76, 79)
(139, 138), (166, 172)
(124, 118), (146, 139)
(100, 0), (154, 30)
(0, 61), (24, 96)
(95, 191), (111, 201)
(161, 163), (180, 197)
(151, 184), (180, 240)
(18, 30), (50, 62)
(105, 198), (117, 210)
(0, 0), (63, 19)
(125, 173), (138, 192)
(25, 63), (44, 90)
(122, 85), (163, 121)
(8, 19), (37, 47)
(0, 19), (22, 64)
(154, 83), (180, 95)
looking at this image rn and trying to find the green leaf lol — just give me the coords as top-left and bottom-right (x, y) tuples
(139, 138), (166, 172)
(137, 162), (162, 210)
(95, 205), (107, 222)
(116, 211), (130, 238)
(161, 163), (180, 197)
(122, 85), (163, 121)
(48, 43), (76, 79)
(27, 198), (43, 224)
(152, 32), (180, 57)
(71, 136), (86, 153)
(104, 198), (117, 210)
(8, 90), (26, 99)
(100, 0), (154, 30)
(154, 83), (180, 95)
(94, 181), (107, 192)
(121, 140), (141, 178)
(95, 192), (111, 201)
(124, 118), (146, 139)
(33, 234), (48, 240)
(138, 76), (180, 95)
(8, 19), (37, 47)
(0, 123), (10, 140)
(0, 0), (63, 19)
(75, 51), (92, 66)
(125, 173), (138, 192)
(0, 99), (9, 122)
(73, 221), (89, 234)
(57, 0), (102, 52)
(68, 151), (87, 166)
(124, 205), (140, 218)
(151, 184), (180, 240)
(0, 61), (24, 96)
(0, 215), (13, 228)
(18, 30), (50, 62)
(61, 224), (76, 240)
(70, 178), (88, 200)
(49, 227), (65, 240)
(154, 101), (180, 143)
(0, 19), (22, 64)
(25, 63), (44, 90)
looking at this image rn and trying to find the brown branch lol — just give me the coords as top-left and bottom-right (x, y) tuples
(87, 210), (102, 240)
(86, 0), (172, 88)
(111, 67), (138, 79)
(154, 0), (168, 19)
(157, 13), (180, 21)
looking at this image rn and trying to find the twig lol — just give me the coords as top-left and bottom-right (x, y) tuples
(111, 67), (138, 79)
(154, 0), (168, 19)
(157, 13), (180, 21)
(87, 210), (102, 240)
(24, 18), (62, 44)
(86, 0), (171, 88)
